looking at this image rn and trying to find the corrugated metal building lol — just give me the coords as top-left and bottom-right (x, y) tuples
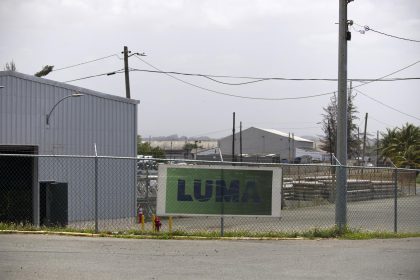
(218, 127), (314, 162)
(0, 71), (139, 226)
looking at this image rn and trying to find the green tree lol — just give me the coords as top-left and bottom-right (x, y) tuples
(379, 123), (420, 168)
(319, 92), (360, 159)
(34, 65), (54, 77)
(183, 143), (198, 151)
(137, 136), (165, 158)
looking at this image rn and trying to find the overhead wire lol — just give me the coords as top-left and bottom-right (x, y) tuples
(351, 60), (420, 89)
(354, 22), (420, 43)
(134, 55), (420, 101)
(133, 54), (335, 101)
(129, 68), (420, 84)
(53, 54), (123, 72)
(354, 88), (420, 121)
(63, 69), (124, 83)
(129, 68), (338, 83)
(369, 116), (394, 127)
(60, 52), (420, 102)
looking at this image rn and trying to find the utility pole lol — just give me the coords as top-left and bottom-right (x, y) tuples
(362, 113), (368, 166)
(122, 46), (146, 99)
(292, 133), (295, 161)
(123, 46), (131, 99)
(357, 126), (361, 165)
(240, 121), (243, 162)
(232, 112), (236, 162)
(376, 130), (379, 166)
(288, 132), (291, 163)
(336, 0), (351, 231)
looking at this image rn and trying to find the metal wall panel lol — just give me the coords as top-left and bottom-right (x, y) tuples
(0, 71), (139, 223)
(0, 72), (138, 157)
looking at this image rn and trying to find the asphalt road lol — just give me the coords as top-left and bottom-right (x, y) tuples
(1, 234), (419, 280)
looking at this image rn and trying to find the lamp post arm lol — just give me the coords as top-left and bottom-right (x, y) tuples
(46, 93), (84, 125)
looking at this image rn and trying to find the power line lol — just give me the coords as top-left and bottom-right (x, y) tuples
(353, 23), (420, 43)
(63, 69), (124, 83)
(129, 68), (420, 84)
(61, 54), (420, 102)
(53, 54), (123, 72)
(129, 68), (339, 83)
(369, 116), (394, 127)
(133, 54), (335, 101)
(352, 60), (420, 89)
(134, 55), (420, 101)
(355, 89), (420, 121)
(191, 128), (232, 137)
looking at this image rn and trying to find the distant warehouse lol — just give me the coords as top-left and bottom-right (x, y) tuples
(0, 71), (139, 226)
(218, 127), (317, 163)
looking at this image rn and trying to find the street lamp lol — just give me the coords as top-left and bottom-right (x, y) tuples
(46, 92), (84, 125)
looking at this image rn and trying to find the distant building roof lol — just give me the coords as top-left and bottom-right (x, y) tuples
(257, 128), (313, 143)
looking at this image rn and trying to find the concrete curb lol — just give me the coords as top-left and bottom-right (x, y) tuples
(0, 230), (308, 241)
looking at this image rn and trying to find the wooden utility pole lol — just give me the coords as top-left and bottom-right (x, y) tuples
(123, 46), (131, 99)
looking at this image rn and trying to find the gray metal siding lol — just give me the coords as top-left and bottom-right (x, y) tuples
(0, 73), (137, 157)
(0, 72), (138, 223)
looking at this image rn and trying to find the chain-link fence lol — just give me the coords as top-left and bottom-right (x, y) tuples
(1, 154), (418, 235)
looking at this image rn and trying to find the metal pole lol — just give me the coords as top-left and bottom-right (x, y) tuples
(362, 113), (368, 166)
(220, 169), (225, 237)
(232, 112), (236, 162)
(288, 132), (291, 162)
(240, 121), (243, 162)
(292, 133), (295, 161)
(336, 0), (349, 231)
(376, 131), (379, 166)
(394, 168), (398, 233)
(123, 46), (131, 99)
(94, 144), (99, 233)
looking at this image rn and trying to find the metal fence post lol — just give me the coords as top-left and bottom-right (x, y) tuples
(94, 144), (99, 234)
(221, 168), (225, 237)
(333, 155), (347, 232)
(394, 168), (398, 233)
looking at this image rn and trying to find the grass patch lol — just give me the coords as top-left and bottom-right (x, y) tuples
(0, 222), (95, 234)
(1, 222), (420, 240)
(342, 230), (420, 239)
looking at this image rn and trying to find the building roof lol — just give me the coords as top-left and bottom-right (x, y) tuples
(256, 127), (313, 143)
(0, 71), (139, 105)
(218, 126), (313, 143)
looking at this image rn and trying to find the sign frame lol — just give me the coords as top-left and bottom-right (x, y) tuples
(156, 164), (282, 217)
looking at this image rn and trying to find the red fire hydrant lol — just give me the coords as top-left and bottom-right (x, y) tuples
(138, 207), (143, 224)
(154, 216), (162, 232)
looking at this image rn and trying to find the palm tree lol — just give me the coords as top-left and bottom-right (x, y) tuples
(379, 123), (420, 168)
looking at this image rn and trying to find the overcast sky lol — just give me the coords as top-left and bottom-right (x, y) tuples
(1, 0), (419, 139)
